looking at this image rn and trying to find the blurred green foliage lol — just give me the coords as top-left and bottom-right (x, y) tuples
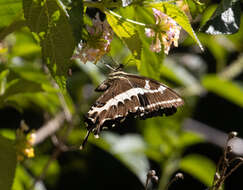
(0, 0), (242, 190)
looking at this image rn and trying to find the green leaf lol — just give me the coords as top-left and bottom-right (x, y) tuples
(0, 20), (26, 41)
(178, 131), (203, 148)
(200, 4), (218, 28)
(6, 92), (60, 114)
(186, 0), (206, 19)
(23, 0), (75, 90)
(12, 165), (34, 190)
(141, 116), (184, 159)
(0, 69), (9, 95)
(0, 129), (15, 140)
(180, 154), (215, 186)
(202, 75), (243, 107)
(106, 8), (142, 61)
(9, 63), (53, 88)
(68, 0), (84, 46)
(0, 135), (17, 190)
(196, 34), (227, 66)
(227, 15), (243, 52)
(159, 65), (183, 85)
(0, 0), (22, 29)
(0, 77), (44, 109)
(0, 63), (62, 113)
(200, 0), (241, 35)
(152, 3), (203, 51)
(140, 39), (163, 79)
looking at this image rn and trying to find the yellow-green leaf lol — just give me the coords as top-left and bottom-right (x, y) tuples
(105, 10), (142, 60)
(180, 154), (215, 186)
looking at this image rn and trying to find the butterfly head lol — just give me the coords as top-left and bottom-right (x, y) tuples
(106, 64), (126, 77)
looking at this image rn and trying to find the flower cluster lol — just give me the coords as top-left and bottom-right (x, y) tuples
(16, 121), (36, 161)
(72, 14), (113, 64)
(145, 8), (181, 54)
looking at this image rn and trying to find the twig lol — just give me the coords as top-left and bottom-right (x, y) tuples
(145, 170), (159, 190)
(223, 158), (243, 181)
(209, 132), (243, 190)
(32, 112), (66, 146)
(164, 173), (184, 190)
(28, 66), (75, 189)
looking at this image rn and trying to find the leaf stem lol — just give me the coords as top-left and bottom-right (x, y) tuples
(105, 9), (146, 27)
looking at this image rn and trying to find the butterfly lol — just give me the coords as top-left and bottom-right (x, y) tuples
(81, 65), (184, 148)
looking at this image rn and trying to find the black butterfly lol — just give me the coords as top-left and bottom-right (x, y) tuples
(82, 65), (184, 148)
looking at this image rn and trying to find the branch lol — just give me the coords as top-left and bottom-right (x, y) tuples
(183, 118), (243, 156)
(32, 112), (65, 146)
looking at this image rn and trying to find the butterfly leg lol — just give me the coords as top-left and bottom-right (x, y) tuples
(80, 129), (92, 149)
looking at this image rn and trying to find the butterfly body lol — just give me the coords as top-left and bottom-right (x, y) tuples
(84, 70), (184, 139)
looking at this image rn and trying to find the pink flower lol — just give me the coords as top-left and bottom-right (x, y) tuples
(145, 8), (181, 54)
(72, 14), (113, 64)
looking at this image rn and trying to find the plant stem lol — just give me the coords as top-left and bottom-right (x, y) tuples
(158, 156), (180, 190)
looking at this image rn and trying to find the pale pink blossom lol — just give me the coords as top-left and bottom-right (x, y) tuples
(72, 14), (113, 64)
(145, 8), (181, 54)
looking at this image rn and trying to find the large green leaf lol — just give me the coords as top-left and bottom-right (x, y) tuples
(180, 154), (215, 186)
(6, 92), (60, 114)
(23, 0), (75, 90)
(0, 135), (17, 190)
(202, 75), (243, 107)
(0, 0), (24, 41)
(200, 0), (241, 34)
(140, 39), (163, 79)
(106, 8), (142, 62)
(68, 0), (84, 46)
(0, 63), (61, 113)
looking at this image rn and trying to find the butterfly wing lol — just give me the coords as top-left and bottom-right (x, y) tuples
(124, 73), (184, 118)
(83, 72), (184, 148)
(85, 77), (140, 135)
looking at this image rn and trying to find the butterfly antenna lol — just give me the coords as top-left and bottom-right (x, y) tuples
(80, 129), (92, 150)
(105, 64), (116, 71)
